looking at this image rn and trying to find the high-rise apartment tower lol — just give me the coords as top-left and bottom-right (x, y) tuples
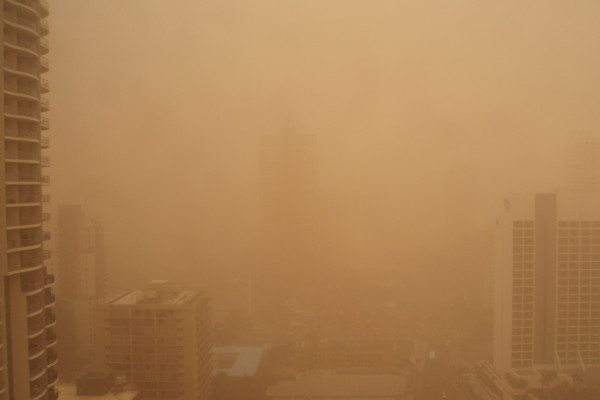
(0, 0), (57, 399)
(494, 193), (600, 374)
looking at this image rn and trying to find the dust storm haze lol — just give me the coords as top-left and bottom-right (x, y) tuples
(47, 1), (600, 293)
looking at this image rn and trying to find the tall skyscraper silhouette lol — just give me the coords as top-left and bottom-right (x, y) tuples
(56, 204), (106, 375)
(0, 0), (57, 398)
(259, 132), (318, 294)
(566, 132), (600, 192)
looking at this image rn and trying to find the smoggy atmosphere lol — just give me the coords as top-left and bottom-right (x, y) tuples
(49, 0), (599, 284)
(4, 0), (600, 399)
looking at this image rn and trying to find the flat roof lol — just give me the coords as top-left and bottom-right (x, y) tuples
(266, 374), (406, 399)
(212, 346), (265, 377)
(107, 290), (199, 306)
(56, 384), (139, 400)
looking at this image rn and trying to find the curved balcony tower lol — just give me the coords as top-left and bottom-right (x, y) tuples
(1, 1), (56, 399)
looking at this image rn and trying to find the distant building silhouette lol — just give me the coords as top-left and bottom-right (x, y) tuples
(0, 1), (57, 398)
(259, 132), (318, 293)
(94, 280), (212, 400)
(56, 204), (106, 375)
(56, 205), (106, 300)
(494, 192), (600, 373)
(566, 132), (600, 192)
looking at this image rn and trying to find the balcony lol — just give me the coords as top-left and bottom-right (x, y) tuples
(6, 195), (41, 205)
(3, 13), (38, 34)
(45, 311), (55, 326)
(5, 150), (39, 162)
(39, 1), (49, 18)
(39, 37), (49, 54)
(40, 78), (49, 93)
(42, 231), (50, 241)
(41, 175), (50, 185)
(5, 173), (40, 183)
(39, 19), (49, 36)
(44, 274), (54, 286)
(28, 341), (45, 358)
(4, 82), (39, 99)
(22, 277), (43, 292)
(9, 0), (38, 13)
(4, 106), (38, 119)
(4, 36), (38, 55)
(30, 381), (46, 398)
(47, 349), (57, 365)
(26, 301), (43, 316)
(7, 237), (40, 250)
(5, 129), (38, 141)
(4, 59), (38, 77)
(40, 156), (49, 167)
(48, 386), (58, 400)
(44, 293), (55, 306)
(28, 320), (45, 337)
(39, 56), (49, 72)
(40, 96), (49, 111)
(41, 135), (49, 148)
(47, 368), (58, 386)
(6, 216), (41, 228)
(40, 117), (49, 129)
(46, 330), (56, 344)
(29, 360), (46, 380)
(9, 259), (42, 274)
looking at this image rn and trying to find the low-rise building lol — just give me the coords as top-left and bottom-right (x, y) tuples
(266, 372), (407, 400)
(56, 372), (140, 399)
(94, 281), (211, 400)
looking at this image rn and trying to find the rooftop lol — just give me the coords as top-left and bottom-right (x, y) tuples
(56, 384), (139, 400)
(108, 290), (198, 306)
(212, 346), (265, 377)
(106, 281), (201, 306)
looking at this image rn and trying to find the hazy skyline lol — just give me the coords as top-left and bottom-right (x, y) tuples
(48, 0), (600, 286)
